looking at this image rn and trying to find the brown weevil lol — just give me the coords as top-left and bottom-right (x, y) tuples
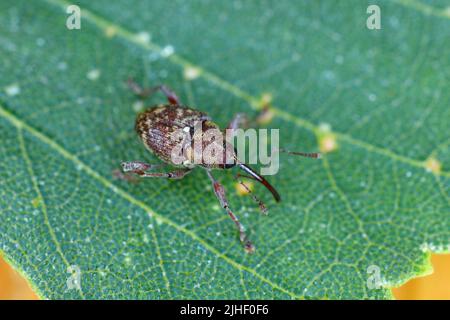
(122, 79), (320, 253)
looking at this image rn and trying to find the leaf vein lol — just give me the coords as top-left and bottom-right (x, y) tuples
(150, 224), (172, 297)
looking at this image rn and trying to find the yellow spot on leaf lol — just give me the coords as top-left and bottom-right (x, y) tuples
(256, 93), (275, 125)
(317, 123), (338, 153)
(104, 26), (117, 38)
(31, 197), (41, 208)
(256, 108), (275, 125)
(320, 135), (338, 153)
(235, 181), (254, 196)
(425, 157), (441, 174)
(124, 256), (132, 265)
(260, 93), (273, 106)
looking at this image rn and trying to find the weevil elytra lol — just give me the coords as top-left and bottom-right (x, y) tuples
(122, 80), (320, 253)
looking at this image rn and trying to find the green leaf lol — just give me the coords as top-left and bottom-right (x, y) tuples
(0, 0), (449, 299)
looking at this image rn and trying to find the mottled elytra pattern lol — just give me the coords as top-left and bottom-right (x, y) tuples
(135, 104), (234, 169)
(135, 104), (210, 165)
(0, 0), (449, 300)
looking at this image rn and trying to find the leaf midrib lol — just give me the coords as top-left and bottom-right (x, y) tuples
(42, 0), (450, 178)
(0, 104), (303, 299)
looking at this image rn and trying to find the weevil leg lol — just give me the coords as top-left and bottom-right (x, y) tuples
(234, 175), (268, 215)
(226, 104), (272, 136)
(115, 161), (158, 183)
(206, 170), (255, 253)
(226, 113), (249, 139)
(227, 113), (249, 130)
(121, 161), (156, 173)
(278, 149), (321, 159)
(121, 161), (190, 179)
(112, 169), (140, 183)
(137, 169), (191, 179)
(127, 79), (180, 105)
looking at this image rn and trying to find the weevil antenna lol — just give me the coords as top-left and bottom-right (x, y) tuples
(238, 163), (281, 202)
(279, 148), (322, 159)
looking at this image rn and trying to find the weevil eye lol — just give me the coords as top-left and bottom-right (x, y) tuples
(223, 163), (236, 169)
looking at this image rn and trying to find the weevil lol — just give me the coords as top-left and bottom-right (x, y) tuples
(121, 80), (320, 253)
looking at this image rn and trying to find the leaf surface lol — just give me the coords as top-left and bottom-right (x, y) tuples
(0, 0), (449, 299)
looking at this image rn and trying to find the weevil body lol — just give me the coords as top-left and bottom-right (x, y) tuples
(122, 80), (320, 253)
(135, 104), (235, 170)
